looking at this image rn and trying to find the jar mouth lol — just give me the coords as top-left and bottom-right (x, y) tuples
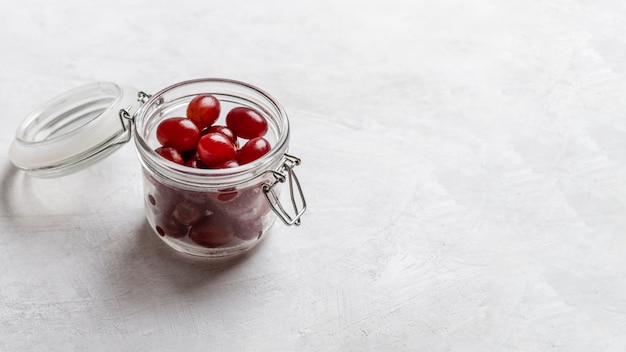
(133, 78), (290, 188)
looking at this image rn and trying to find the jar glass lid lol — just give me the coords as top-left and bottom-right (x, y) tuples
(9, 82), (141, 177)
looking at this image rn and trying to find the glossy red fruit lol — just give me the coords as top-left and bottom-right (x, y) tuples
(156, 117), (200, 152)
(183, 151), (207, 169)
(172, 201), (205, 226)
(149, 174), (184, 212)
(204, 125), (237, 145)
(237, 137), (271, 165)
(155, 147), (184, 165)
(189, 215), (234, 248)
(197, 132), (237, 167)
(233, 218), (264, 241)
(184, 158), (205, 169)
(226, 107), (268, 139)
(154, 214), (188, 238)
(148, 189), (177, 215)
(220, 185), (269, 221)
(183, 189), (218, 209)
(187, 94), (221, 129)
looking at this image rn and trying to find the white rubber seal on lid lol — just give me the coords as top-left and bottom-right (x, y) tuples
(9, 82), (141, 177)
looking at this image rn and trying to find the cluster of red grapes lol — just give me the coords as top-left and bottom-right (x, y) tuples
(147, 94), (274, 249)
(154, 94), (271, 169)
(146, 173), (270, 248)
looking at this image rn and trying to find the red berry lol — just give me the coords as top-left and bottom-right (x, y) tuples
(182, 151), (207, 169)
(155, 147), (184, 165)
(187, 94), (221, 129)
(149, 176), (184, 212)
(172, 201), (205, 226)
(204, 125), (237, 145)
(197, 132), (237, 167)
(183, 189), (218, 210)
(233, 218), (264, 241)
(189, 215), (234, 248)
(220, 185), (269, 221)
(237, 137), (271, 165)
(156, 117), (200, 152)
(226, 107), (268, 139)
(154, 214), (188, 238)
(184, 159), (205, 168)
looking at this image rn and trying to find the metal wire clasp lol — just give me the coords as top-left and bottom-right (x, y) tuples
(262, 154), (307, 226)
(115, 91), (152, 145)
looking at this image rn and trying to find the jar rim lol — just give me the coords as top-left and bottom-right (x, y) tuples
(133, 78), (291, 188)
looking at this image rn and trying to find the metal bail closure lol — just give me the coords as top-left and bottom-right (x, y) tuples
(262, 154), (307, 226)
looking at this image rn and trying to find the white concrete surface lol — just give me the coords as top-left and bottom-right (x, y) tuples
(1, 0), (626, 350)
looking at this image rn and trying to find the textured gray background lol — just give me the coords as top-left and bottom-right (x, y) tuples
(1, 0), (626, 350)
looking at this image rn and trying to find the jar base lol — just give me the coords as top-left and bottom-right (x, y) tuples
(146, 214), (277, 259)
(160, 233), (268, 258)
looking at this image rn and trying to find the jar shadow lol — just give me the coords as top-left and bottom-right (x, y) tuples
(1, 160), (266, 299)
(0, 161), (31, 229)
(113, 218), (266, 293)
(0, 160), (113, 230)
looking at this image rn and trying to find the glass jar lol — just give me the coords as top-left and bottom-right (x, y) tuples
(9, 78), (306, 258)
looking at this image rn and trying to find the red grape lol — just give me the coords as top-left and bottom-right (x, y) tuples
(187, 94), (220, 129)
(154, 214), (188, 238)
(172, 201), (205, 226)
(226, 107), (268, 139)
(237, 137), (271, 165)
(233, 218), (264, 241)
(155, 147), (184, 165)
(156, 117), (200, 152)
(204, 125), (237, 145)
(197, 132), (237, 167)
